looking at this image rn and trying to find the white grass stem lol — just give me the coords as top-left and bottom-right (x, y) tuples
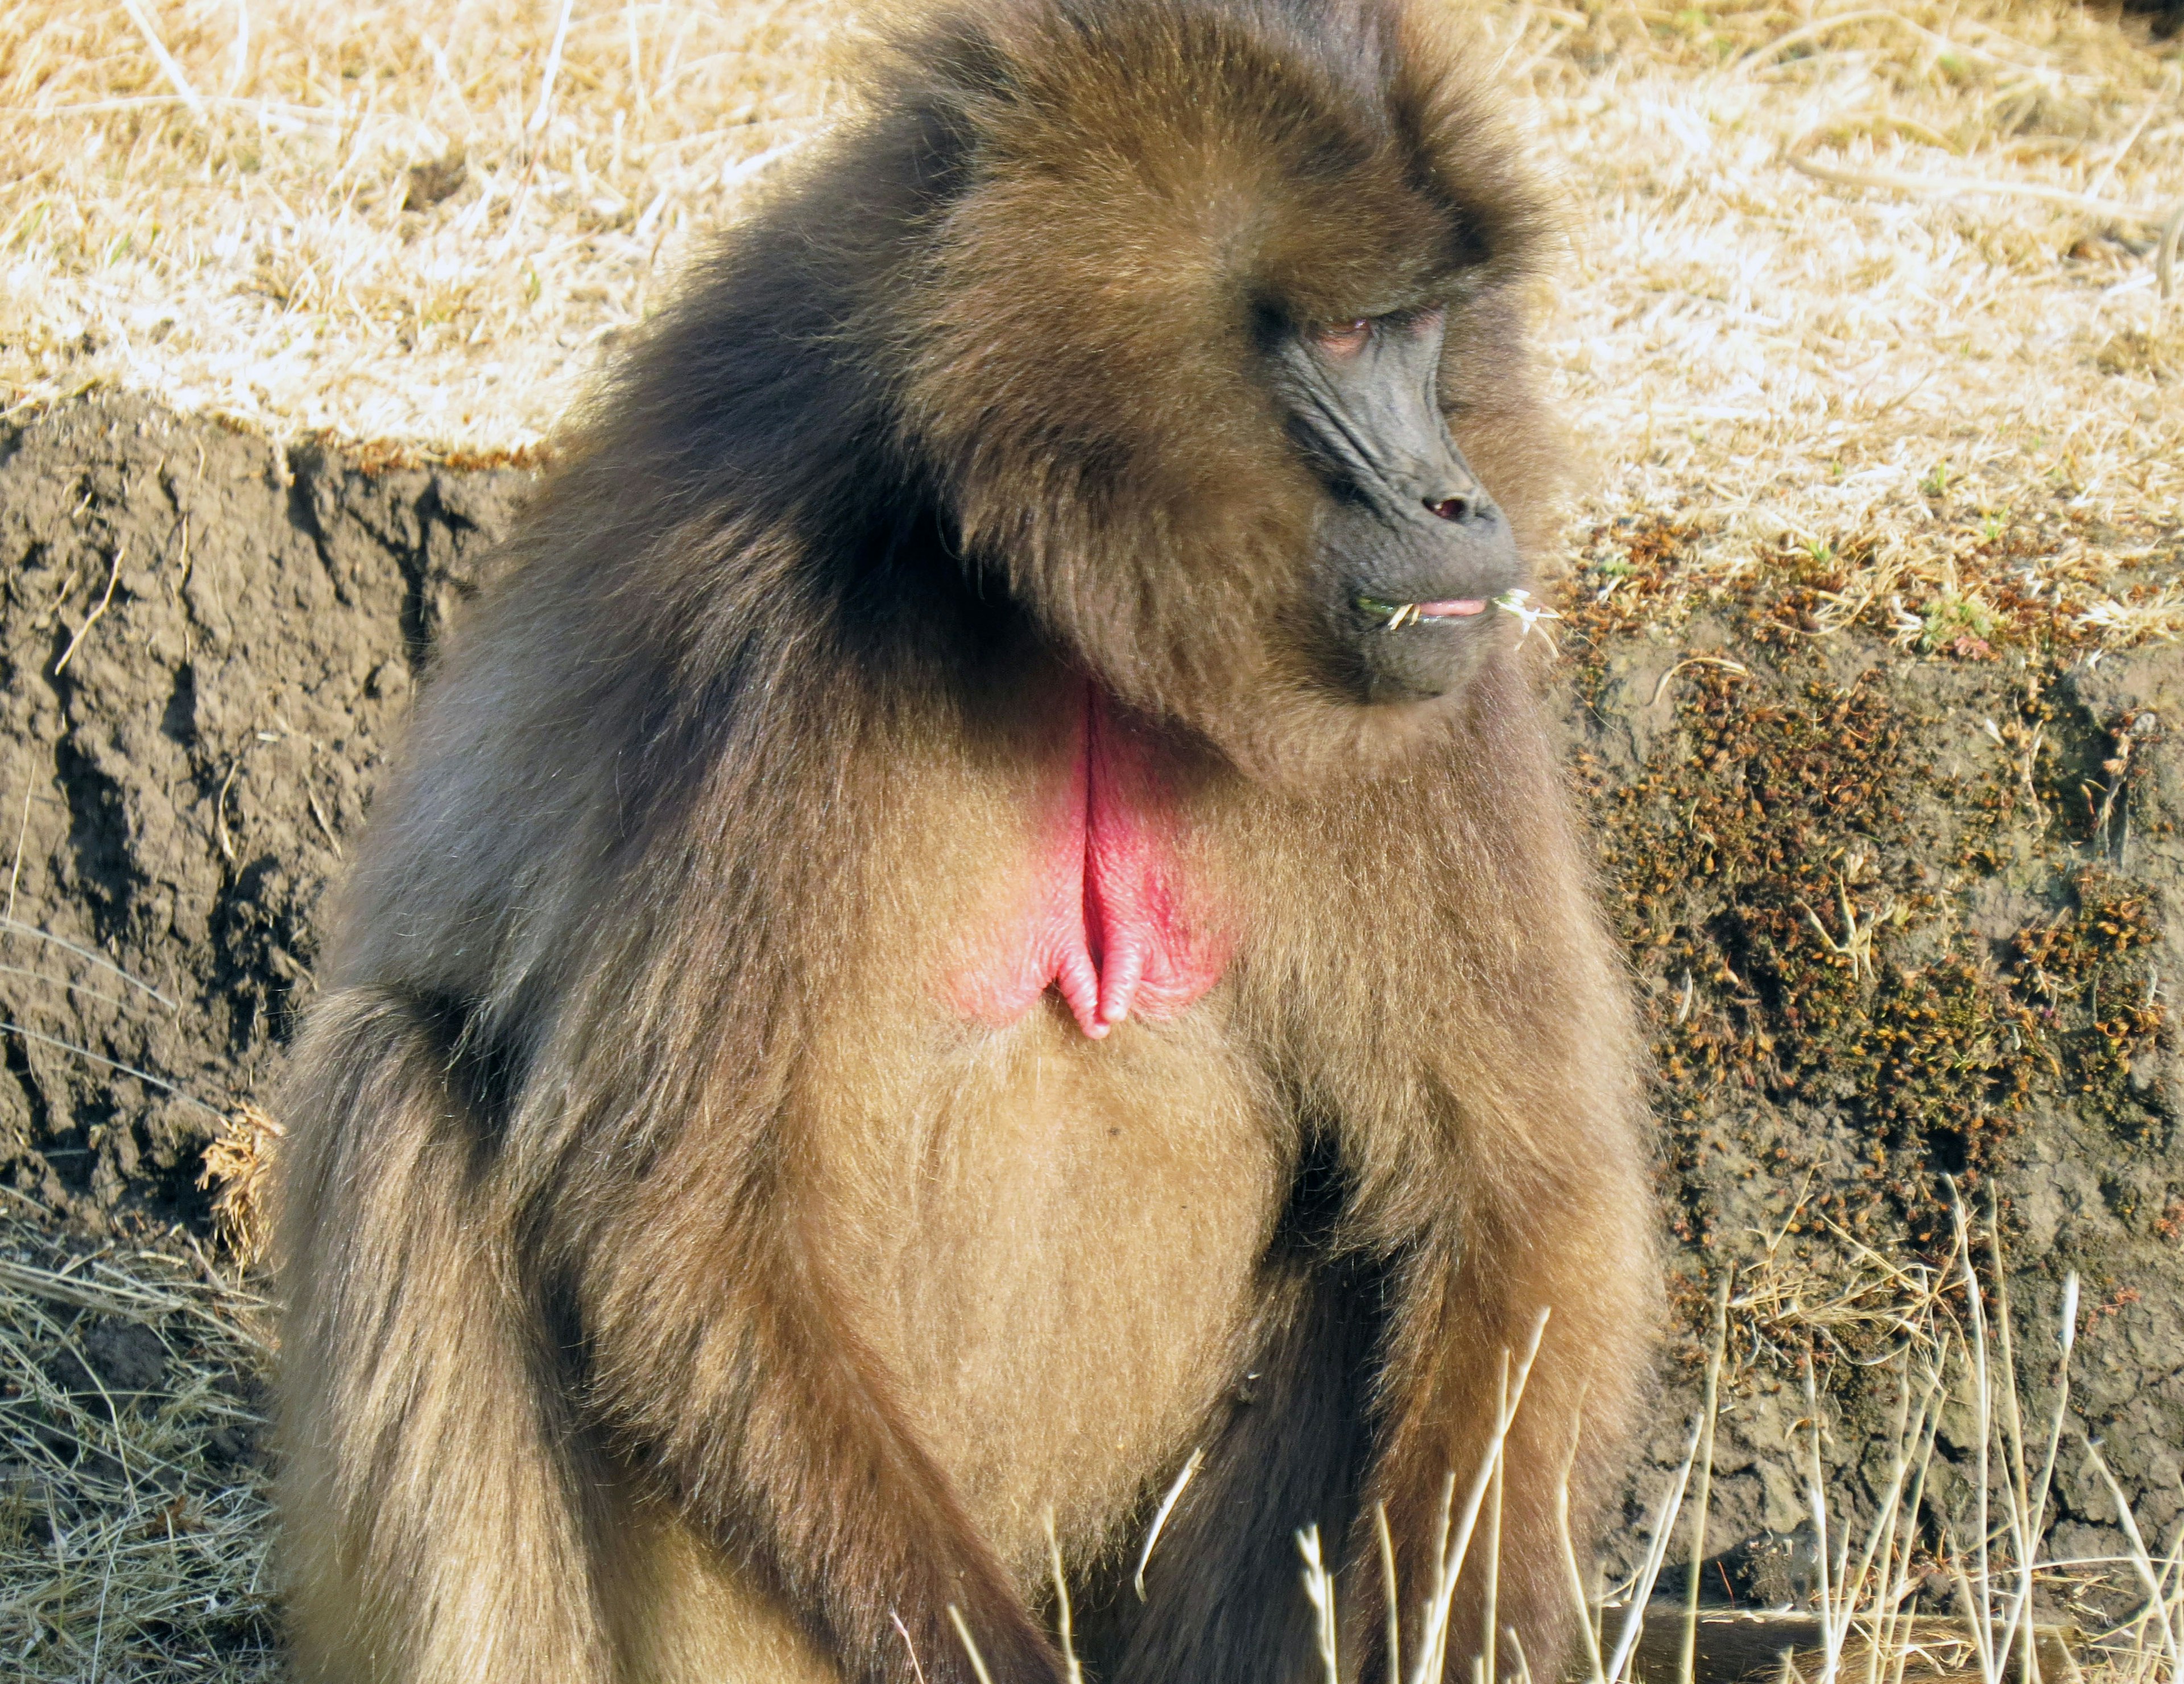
(890, 1611), (929, 1684)
(1891, 1350), (1949, 1684)
(53, 544), (122, 676)
(0, 1020), (222, 1118)
(2156, 1525), (2184, 1684)
(1950, 1189), (1999, 1684)
(721, 135), (806, 193)
(1044, 1509), (1081, 1684)
(1986, 1216), (2039, 1684)
(1378, 1500), (1403, 1684)
(1557, 1422), (1608, 1684)
(1681, 1279), (1730, 1684)
(1412, 1310), (1550, 1684)
(526, 0), (576, 139)
(1300, 1524), (1341, 1684)
(1945, 1536), (1995, 1684)
(1802, 1356), (1844, 1684)
(0, 913), (176, 1008)
(228, 0), (250, 96)
(0, 960), (139, 1016)
(1133, 1444), (1203, 1601)
(2083, 1439), (2183, 1679)
(947, 1605), (996, 1684)
(1604, 1411), (1703, 1684)
(6, 782), (33, 925)
(1787, 137), (2169, 228)
(1486, 1359), (1507, 1684)
(119, 0), (205, 123)
(1422, 1470), (1458, 1684)
(1848, 1357), (1947, 1684)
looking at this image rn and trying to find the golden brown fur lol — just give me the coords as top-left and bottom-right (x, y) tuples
(272, 3), (1658, 1681)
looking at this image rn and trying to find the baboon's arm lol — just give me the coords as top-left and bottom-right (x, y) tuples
(1342, 1103), (1656, 1684)
(276, 988), (615, 1684)
(575, 1154), (1070, 1684)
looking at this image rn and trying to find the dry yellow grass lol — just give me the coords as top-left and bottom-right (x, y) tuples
(0, 1211), (275, 1682)
(1518, 2), (2184, 645)
(0, 3), (2176, 543)
(0, 0), (858, 448)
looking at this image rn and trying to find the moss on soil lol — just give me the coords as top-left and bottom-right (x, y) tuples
(1556, 507), (2184, 1580)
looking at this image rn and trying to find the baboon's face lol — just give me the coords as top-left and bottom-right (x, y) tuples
(1265, 306), (1521, 707)
(890, 1), (1555, 778)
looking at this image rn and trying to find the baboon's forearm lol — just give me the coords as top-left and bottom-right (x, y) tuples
(275, 990), (614, 1684)
(579, 1188), (1068, 1684)
(1347, 1160), (1656, 1683)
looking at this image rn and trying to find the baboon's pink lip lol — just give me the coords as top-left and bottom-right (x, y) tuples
(1414, 599), (1488, 618)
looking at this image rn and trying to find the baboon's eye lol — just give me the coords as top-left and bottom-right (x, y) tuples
(1313, 319), (1372, 356)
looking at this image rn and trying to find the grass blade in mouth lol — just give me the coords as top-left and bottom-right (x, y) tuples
(1357, 596), (1421, 629)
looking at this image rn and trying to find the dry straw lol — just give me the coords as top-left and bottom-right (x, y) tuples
(1559, 1191), (2177, 1684)
(0, 1214), (275, 1682)
(0, 0), (857, 451)
(1507, 2), (2182, 645)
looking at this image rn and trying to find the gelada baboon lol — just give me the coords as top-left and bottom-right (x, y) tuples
(273, 2), (1657, 1681)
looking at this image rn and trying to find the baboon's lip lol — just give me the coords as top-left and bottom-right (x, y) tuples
(1357, 595), (1490, 628)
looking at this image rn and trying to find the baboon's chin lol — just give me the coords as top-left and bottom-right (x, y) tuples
(1206, 674), (1488, 794)
(1342, 614), (1506, 708)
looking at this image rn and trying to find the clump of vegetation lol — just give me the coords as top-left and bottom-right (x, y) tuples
(1562, 522), (2172, 1256)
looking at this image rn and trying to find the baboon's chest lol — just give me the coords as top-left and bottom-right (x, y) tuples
(801, 1012), (1284, 1576)
(946, 680), (1230, 1038)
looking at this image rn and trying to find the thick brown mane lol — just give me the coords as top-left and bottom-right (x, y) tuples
(526, 0), (1561, 783)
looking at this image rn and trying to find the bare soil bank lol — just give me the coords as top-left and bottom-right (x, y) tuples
(0, 393), (527, 1225)
(2, 391), (2179, 1591)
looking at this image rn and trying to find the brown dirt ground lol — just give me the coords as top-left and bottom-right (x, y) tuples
(0, 391), (527, 1232)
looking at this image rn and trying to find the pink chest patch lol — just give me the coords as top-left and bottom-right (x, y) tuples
(949, 683), (1230, 1039)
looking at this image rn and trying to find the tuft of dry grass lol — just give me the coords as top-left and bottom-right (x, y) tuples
(1718, 1184), (1956, 1377)
(0, 1211), (275, 1682)
(1567, 1193), (2182, 1684)
(196, 1104), (280, 1270)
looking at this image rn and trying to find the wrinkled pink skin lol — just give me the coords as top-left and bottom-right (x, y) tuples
(951, 683), (1230, 1038)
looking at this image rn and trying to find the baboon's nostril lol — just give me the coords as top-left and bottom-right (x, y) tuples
(1426, 496), (1470, 522)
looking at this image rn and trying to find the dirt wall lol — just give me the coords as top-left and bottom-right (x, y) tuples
(0, 392), (527, 1227)
(1565, 514), (2184, 1600)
